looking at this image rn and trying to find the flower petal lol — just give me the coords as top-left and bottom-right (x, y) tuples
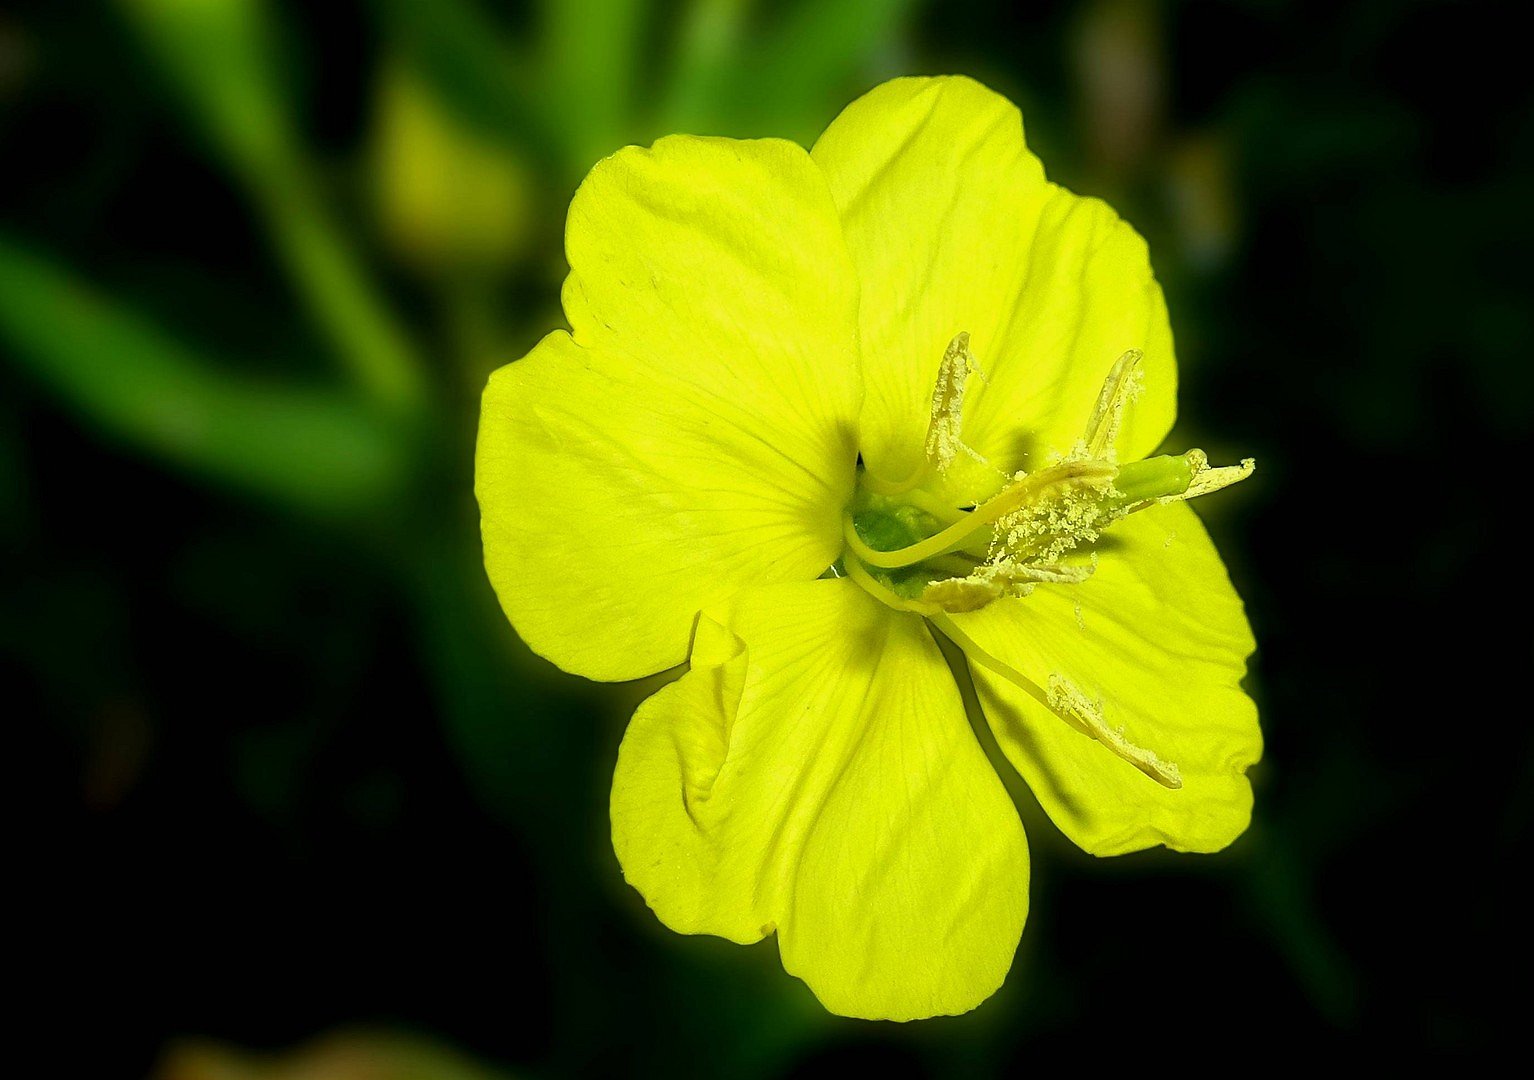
(477, 136), (862, 680)
(611, 578), (1029, 1020)
(810, 75), (1175, 478)
(955, 502), (1260, 856)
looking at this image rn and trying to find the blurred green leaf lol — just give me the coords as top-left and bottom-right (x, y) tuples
(538, 0), (648, 164)
(657, 0), (757, 132)
(117, 0), (427, 415)
(375, 0), (908, 179)
(661, 0), (917, 141)
(0, 237), (409, 517)
(744, 0), (917, 140)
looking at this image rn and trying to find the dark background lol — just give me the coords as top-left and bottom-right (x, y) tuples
(5, 0), (1528, 1074)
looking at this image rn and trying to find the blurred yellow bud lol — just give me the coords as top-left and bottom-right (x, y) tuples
(154, 1030), (509, 1080)
(372, 60), (533, 275)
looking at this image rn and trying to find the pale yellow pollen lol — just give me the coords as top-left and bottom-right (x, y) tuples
(932, 613), (1184, 789)
(920, 577), (1006, 613)
(1046, 674), (1183, 789)
(924, 331), (990, 474)
(1164, 449), (1256, 502)
(1080, 348), (1145, 460)
(920, 558), (1094, 613)
(991, 476), (1114, 564)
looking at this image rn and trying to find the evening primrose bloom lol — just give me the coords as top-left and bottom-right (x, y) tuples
(476, 76), (1260, 1020)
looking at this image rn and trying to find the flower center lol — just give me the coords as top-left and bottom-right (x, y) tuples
(838, 333), (1255, 788)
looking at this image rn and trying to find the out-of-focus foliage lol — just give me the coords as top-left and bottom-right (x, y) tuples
(5, 0), (1528, 1073)
(0, 238), (408, 515)
(118, 0), (426, 413)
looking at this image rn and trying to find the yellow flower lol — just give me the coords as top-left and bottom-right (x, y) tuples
(476, 76), (1260, 1021)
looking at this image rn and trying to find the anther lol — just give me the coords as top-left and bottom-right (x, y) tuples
(932, 614), (1183, 789)
(921, 559), (1094, 613)
(1046, 675), (1182, 788)
(1163, 450), (1256, 502)
(1080, 348), (1144, 460)
(926, 331), (989, 474)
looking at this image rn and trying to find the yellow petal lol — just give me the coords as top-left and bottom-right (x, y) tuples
(611, 579), (1029, 1020)
(954, 502), (1260, 856)
(477, 136), (861, 680)
(811, 76), (1175, 478)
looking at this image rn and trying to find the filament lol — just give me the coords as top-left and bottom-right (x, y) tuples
(844, 459), (1115, 570)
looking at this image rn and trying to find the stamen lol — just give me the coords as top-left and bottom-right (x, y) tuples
(990, 480), (1108, 564)
(844, 459), (1116, 570)
(925, 331), (989, 473)
(857, 331), (994, 497)
(921, 577), (1011, 613)
(1080, 349), (1144, 459)
(847, 343), (1251, 680)
(1046, 675), (1183, 788)
(842, 556), (938, 615)
(932, 613), (1183, 789)
(1161, 449), (1256, 502)
(921, 559), (1093, 613)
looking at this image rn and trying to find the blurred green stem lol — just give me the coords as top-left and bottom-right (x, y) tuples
(1242, 825), (1360, 1026)
(258, 175), (428, 416)
(118, 0), (428, 417)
